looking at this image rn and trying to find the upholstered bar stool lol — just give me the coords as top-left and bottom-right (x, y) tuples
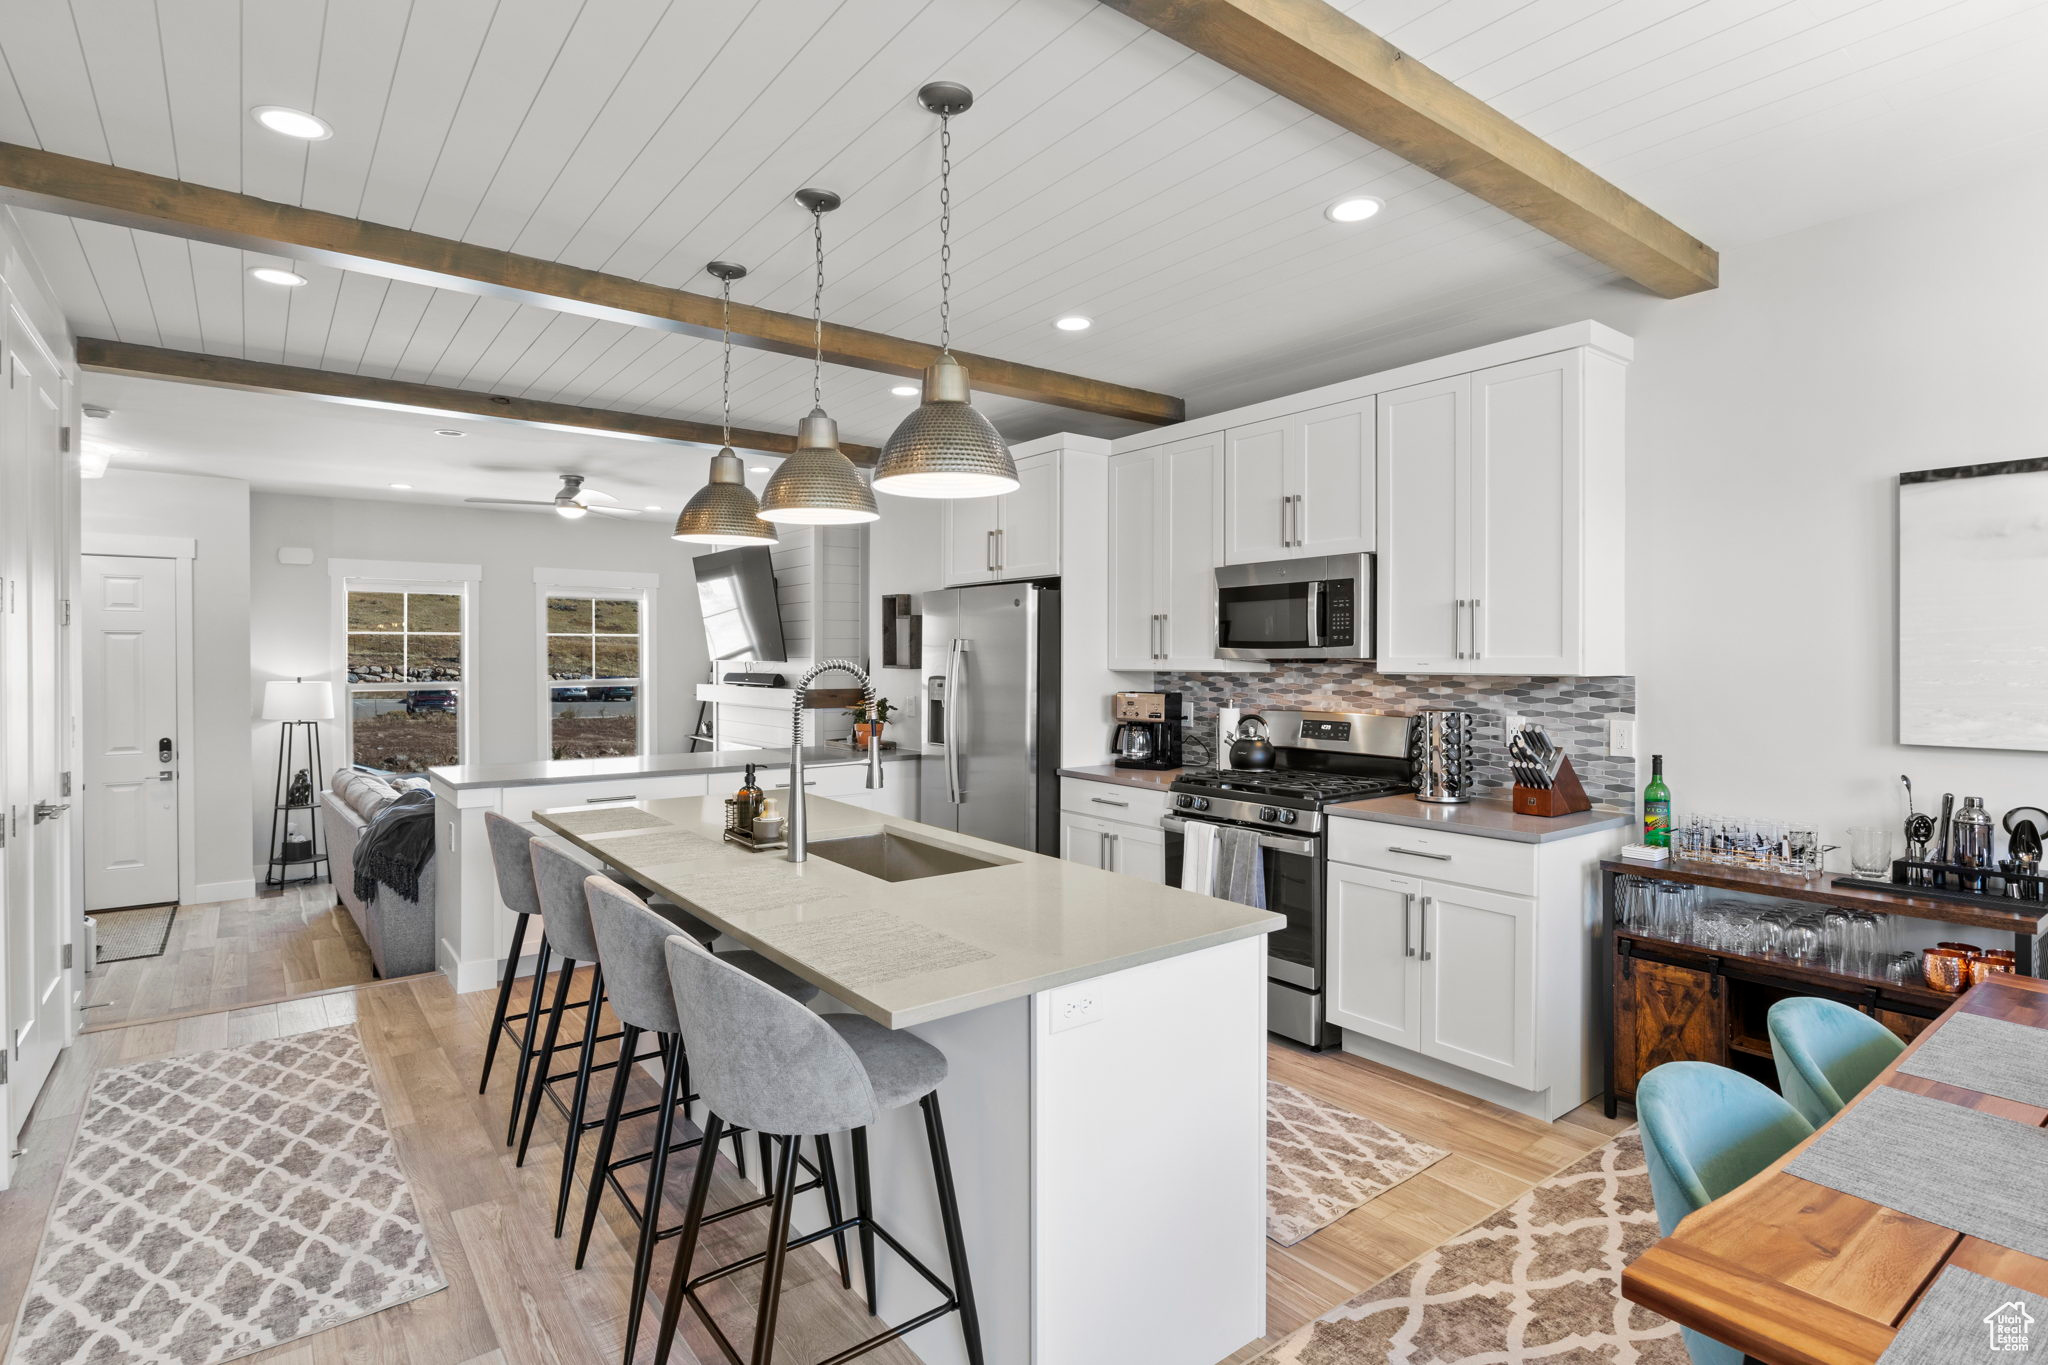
(654, 932), (984, 1365)
(480, 813), (566, 1130)
(582, 875), (850, 1365)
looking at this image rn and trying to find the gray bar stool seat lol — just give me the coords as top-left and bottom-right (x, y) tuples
(653, 932), (983, 1365)
(581, 874), (846, 1365)
(482, 812), (597, 1138)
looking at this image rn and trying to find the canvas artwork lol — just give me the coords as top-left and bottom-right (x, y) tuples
(1898, 457), (2048, 751)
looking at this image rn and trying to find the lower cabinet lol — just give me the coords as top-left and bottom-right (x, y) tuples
(1059, 809), (1165, 883)
(1611, 953), (1726, 1103)
(1327, 861), (1536, 1088)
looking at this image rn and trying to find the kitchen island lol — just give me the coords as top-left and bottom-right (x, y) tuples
(534, 792), (1280, 1365)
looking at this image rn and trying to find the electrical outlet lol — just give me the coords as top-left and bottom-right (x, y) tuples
(1608, 715), (1637, 758)
(1500, 713), (1526, 738)
(1047, 984), (1104, 1034)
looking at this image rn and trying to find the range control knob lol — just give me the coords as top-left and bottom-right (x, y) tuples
(1279, 810), (1299, 825)
(1258, 806), (1279, 823)
(1192, 797), (1210, 811)
(1175, 794), (1192, 808)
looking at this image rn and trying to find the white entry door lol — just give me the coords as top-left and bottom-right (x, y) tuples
(82, 555), (179, 909)
(2, 313), (73, 1150)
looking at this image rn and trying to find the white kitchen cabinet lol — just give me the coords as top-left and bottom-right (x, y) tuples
(1059, 812), (1111, 870)
(1109, 433), (1255, 670)
(1327, 863), (1425, 1051)
(1058, 809), (1166, 884)
(1375, 349), (1624, 675)
(940, 451), (1060, 584)
(1420, 881), (1535, 1086)
(1222, 397), (1375, 565)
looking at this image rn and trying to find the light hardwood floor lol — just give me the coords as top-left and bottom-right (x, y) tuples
(81, 880), (382, 1031)
(9, 966), (1630, 1365)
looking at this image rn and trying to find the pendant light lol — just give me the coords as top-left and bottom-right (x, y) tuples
(873, 82), (1018, 500)
(672, 262), (777, 546)
(759, 189), (879, 526)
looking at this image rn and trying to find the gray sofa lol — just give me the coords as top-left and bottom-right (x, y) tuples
(321, 769), (438, 978)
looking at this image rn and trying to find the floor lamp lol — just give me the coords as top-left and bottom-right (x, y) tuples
(264, 678), (334, 890)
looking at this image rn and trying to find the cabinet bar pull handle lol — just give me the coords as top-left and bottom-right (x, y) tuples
(1107, 831), (1118, 872)
(586, 794), (638, 803)
(1470, 597), (1481, 660)
(1280, 497), (1289, 549)
(1403, 891), (1415, 957)
(1386, 845), (1451, 861)
(996, 527), (1004, 571)
(1420, 894), (1433, 961)
(1453, 600), (1465, 659)
(1090, 796), (1130, 807)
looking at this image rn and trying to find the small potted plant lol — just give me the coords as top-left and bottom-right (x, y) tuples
(847, 697), (896, 748)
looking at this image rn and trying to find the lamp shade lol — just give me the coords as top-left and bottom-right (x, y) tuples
(673, 448), (778, 546)
(263, 679), (334, 722)
(872, 356), (1018, 499)
(760, 408), (879, 525)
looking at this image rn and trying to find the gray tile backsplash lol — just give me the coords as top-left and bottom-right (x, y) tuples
(1155, 664), (1639, 809)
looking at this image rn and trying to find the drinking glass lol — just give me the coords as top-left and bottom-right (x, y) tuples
(1820, 909), (1850, 973)
(1848, 826), (1892, 878)
(1846, 912), (1884, 977)
(1675, 814), (1710, 861)
(1783, 922), (1822, 965)
(1711, 816), (1746, 865)
(1786, 826), (1823, 877)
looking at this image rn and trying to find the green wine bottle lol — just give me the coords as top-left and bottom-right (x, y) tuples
(1643, 754), (1671, 847)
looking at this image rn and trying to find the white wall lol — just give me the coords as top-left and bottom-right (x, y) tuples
(1589, 168), (2048, 842)
(81, 469), (255, 902)
(867, 497), (946, 742)
(248, 492), (717, 863)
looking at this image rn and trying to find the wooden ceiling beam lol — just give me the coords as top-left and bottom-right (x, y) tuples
(1099, 0), (1718, 298)
(5, 143), (1184, 426)
(74, 337), (882, 464)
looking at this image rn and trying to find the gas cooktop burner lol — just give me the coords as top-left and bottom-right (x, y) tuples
(1172, 768), (1415, 804)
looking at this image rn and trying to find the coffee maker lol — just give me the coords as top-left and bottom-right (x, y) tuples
(1111, 691), (1184, 770)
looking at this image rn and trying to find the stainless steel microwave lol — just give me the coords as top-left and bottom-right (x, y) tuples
(1214, 553), (1374, 660)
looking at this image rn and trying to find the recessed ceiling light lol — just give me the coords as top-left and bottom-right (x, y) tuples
(389, 482), (413, 490)
(248, 266), (307, 287)
(1054, 315), (1093, 332)
(642, 504), (662, 511)
(750, 465), (771, 474)
(890, 385), (918, 397)
(1325, 196), (1384, 224)
(432, 428), (466, 438)
(252, 106), (332, 140)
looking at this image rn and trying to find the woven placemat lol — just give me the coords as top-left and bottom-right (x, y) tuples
(1897, 1010), (2048, 1109)
(1880, 1265), (2048, 1361)
(1786, 1085), (2048, 1260)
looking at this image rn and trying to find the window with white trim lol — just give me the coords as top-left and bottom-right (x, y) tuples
(543, 590), (648, 758)
(344, 584), (467, 772)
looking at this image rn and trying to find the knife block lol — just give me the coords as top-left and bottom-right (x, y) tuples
(1512, 756), (1592, 817)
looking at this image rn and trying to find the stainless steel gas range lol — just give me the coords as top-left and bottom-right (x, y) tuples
(1163, 710), (1414, 1049)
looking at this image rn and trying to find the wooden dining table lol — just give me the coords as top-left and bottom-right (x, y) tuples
(1622, 972), (2048, 1365)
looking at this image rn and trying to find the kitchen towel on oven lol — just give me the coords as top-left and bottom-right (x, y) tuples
(1180, 819), (1220, 896)
(1217, 826), (1267, 910)
(1786, 1084), (2048, 1261)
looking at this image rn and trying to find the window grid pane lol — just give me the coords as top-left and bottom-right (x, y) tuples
(347, 586), (465, 768)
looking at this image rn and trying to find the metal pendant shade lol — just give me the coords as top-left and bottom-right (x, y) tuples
(873, 81), (1016, 500)
(673, 260), (776, 546)
(761, 187), (879, 526)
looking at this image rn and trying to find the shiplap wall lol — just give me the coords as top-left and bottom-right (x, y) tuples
(713, 523), (867, 750)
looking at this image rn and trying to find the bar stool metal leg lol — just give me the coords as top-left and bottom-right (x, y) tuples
(851, 1127), (879, 1316)
(516, 955), (580, 1165)
(577, 1022), (641, 1269)
(654, 1114), (726, 1365)
(555, 962), (606, 1238)
(623, 1046), (687, 1365)
(478, 910), (532, 1092)
(921, 1094), (985, 1365)
(814, 1134), (852, 1291)
(505, 937), (553, 1146)
(748, 1138), (804, 1365)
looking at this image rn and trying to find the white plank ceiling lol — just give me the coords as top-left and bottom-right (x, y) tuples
(8, 0), (2048, 502)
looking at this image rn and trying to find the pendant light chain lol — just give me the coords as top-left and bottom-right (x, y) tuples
(719, 276), (733, 448)
(937, 111), (953, 356)
(811, 205), (826, 408)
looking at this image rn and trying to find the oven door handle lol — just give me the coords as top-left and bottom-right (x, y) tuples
(1161, 815), (1318, 858)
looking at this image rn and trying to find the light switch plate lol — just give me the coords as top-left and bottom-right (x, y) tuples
(1046, 984), (1104, 1034)
(1608, 716), (1637, 758)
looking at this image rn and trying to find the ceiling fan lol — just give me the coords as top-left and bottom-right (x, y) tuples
(464, 473), (638, 520)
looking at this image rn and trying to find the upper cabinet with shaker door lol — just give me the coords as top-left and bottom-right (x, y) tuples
(1107, 433), (1262, 671)
(1222, 396), (1376, 564)
(1375, 349), (1625, 675)
(939, 451), (1060, 585)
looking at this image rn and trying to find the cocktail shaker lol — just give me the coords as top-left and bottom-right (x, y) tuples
(1952, 796), (1994, 892)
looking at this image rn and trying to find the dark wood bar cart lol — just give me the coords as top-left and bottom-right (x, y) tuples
(1600, 858), (2047, 1117)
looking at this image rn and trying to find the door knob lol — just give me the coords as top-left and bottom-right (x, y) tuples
(33, 802), (69, 822)
(159, 770), (176, 782)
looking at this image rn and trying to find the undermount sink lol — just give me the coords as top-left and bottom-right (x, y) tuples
(805, 830), (1008, 882)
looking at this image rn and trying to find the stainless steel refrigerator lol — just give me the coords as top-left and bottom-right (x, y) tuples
(918, 582), (1061, 855)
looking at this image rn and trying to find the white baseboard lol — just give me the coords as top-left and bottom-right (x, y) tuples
(445, 948), (540, 996)
(1339, 1030), (1563, 1122)
(190, 877), (258, 906)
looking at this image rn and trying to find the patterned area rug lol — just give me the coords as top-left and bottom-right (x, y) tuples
(7, 1025), (444, 1365)
(86, 904), (177, 964)
(1268, 1080), (1450, 1246)
(1259, 1130), (1684, 1362)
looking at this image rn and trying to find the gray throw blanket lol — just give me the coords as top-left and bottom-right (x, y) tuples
(353, 788), (436, 905)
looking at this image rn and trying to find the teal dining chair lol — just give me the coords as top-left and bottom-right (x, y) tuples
(1767, 996), (1905, 1128)
(1637, 1061), (1815, 1365)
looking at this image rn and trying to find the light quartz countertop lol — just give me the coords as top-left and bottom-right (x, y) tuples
(428, 744), (922, 792)
(1056, 764), (1185, 793)
(532, 794), (1280, 1028)
(1328, 794), (1631, 844)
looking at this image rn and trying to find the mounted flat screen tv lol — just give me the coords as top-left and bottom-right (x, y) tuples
(691, 545), (787, 664)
